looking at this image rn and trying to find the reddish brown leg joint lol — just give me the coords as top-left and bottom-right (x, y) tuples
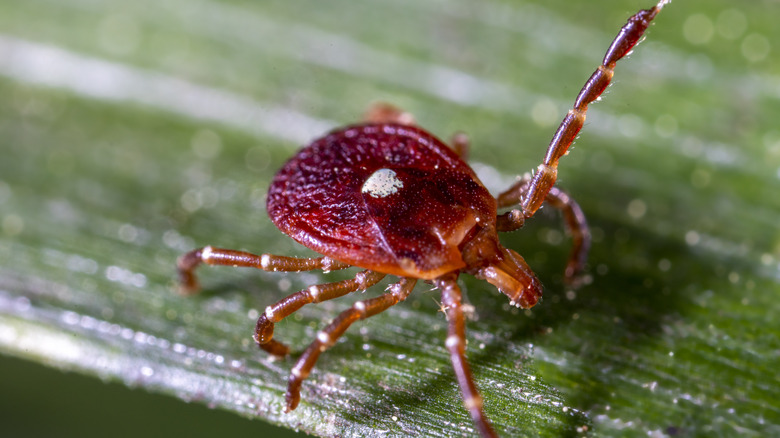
(254, 270), (386, 357)
(545, 187), (590, 281)
(435, 274), (497, 438)
(176, 246), (351, 294)
(284, 277), (417, 411)
(177, 247), (204, 293)
(521, 0), (668, 218)
(495, 178), (590, 282)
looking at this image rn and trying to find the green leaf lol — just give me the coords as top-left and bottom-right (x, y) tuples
(1, 0), (778, 436)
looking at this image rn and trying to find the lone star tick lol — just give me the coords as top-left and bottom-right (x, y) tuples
(177, 2), (669, 436)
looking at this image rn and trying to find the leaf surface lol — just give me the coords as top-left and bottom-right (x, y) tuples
(1, 0), (778, 436)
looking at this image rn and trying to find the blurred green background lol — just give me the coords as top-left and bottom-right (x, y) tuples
(1, 0), (778, 436)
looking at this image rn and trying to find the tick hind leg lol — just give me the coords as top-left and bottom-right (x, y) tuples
(363, 102), (470, 158)
(285, 277), (417, 411)
(363, 102), (416, 125)
(435, 274), (497, 438)
(255, 270), (387, 356)
(449, 131), (470, 160)
(177, 246), (352, 293)
(495, 177), (590, 283)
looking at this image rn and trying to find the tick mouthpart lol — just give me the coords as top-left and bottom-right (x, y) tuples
(475, 246), (542, 309)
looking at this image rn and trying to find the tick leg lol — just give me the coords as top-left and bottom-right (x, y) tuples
(520, 1), (668, 218)
(363, 102), (416, 125)
(544, 187), (590, 281)
(285, 277), (417, 412)
(496, 178), (590, 282)
(449, 131), (470, 160)
(435, 274), (498, 438)
(177, 246), (351, 293)
(255, 270), (386, 356)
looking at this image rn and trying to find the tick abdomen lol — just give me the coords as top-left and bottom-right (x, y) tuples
(267, 123), (496, 278)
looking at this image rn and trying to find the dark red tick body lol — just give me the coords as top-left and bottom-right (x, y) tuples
(268, 123), (500, 282)
(177, 2), (668, 436)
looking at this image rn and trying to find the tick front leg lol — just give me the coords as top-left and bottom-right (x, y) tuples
(520, 1), (667, 217)
(496, 179), (590, 282)
(255, 270), (386, 357)
(177, 246), (351, 293)
(435, 274), (497, 438)
(284, 277), (417, 412)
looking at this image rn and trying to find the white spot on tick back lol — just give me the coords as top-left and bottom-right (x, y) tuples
(362, 168), (403, 198)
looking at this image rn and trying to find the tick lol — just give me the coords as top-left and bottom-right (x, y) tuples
(178, 2), (668, 436)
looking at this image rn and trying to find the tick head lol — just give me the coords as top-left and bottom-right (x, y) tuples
(461, 227), (542, 309)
